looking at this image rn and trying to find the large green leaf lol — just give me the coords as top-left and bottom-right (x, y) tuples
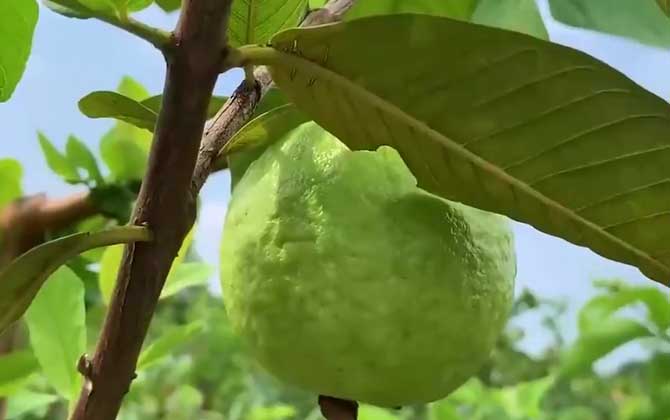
(79, 91), (158, 131)
(25, 266), (86, 400)
(0, 351), (39, 397)
(0, 226), (151, 334)
(345, 0), (478, 21)
(472, 0), (547, 39)
(243, 14), (670, 286)
(548, 0), (670, 47)
(0, 159), (22, 209)
(228, 0), (308, 47)
(0, 0), (38, 102)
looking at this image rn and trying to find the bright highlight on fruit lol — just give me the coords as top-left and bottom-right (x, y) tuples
(221, 122), (516, 407)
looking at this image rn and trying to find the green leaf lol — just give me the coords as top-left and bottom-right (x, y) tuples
(6, 391), (59, 419)
(659, 0), (670, 17)
(79, 91), (158, 131)
(345, 0), (478, 21)
(161, 263), (213, 299)
(0, 226), (151, 334)
(358, 406), (399, 420)
(228, 0), (308, 47)
(254, 87), (289, 115)
(127, 0), (152, 12)
(224, 104), (309, 189)
(137, 321), (204, 371)
(99, 226), (194, 304)
(245, 14), (670, 286)
(25, 266), (86, 400)
(0, 159), (22, 209)
(66, 135), (104, 185)
(560, 320), (652, 377)
(493, 376), (555, 418)
(0, 351), (39, 397)
(42, 0), (92, 19)
(38, 132), (81, 183)
(0, 0), (38, 102)
(141, 94), (227, 120)
(77, 0), (116, 15)
(472, 0), (548, 39)
(548, 0), (670, 47)
(155, 0), (180, 12)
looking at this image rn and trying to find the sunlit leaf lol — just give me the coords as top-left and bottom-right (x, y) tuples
(472, 0), (547, 39)
(38, 132), (81, 183)
(66, 135), (104, 185)
(155, 0), (180, 12)
(228, 0), (308, 47)
(0, 351), (39, 397)
(245, 14), (670, 286)
(0, 159), (22, 209)
(43, 0), (92, 18)
(0, 226), (151, 334)
(0, 0), (38, 102)
(79, 91), (158, 131)
(5, 391), (59, 419)
(345, 0), (477, 21)
(161, 263), (213, 299)
(25, 266), (86, 400)
(137, 321), (204, 371)
(549, 0), (670, 47)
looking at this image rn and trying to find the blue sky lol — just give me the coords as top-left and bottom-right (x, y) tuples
(1, 0), (669, 368)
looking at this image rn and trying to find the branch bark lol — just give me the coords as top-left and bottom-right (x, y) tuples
(70, 0), (233, 418)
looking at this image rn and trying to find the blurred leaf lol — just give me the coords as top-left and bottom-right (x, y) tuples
(155, 0), (180, 12)
(225, 104), (308, 189)
(548, 0), (670, 47)
(472, 0), (548, 39)
(127, 0), (152, 12)
(79, 91), (158, 131)
(560, 320), (652, 377)
(228, 0), (307, 47)
(5, 391), (59, 419)
(346, 0), (477, 20)
(0, 351), (39, 396)
(428, 399), (460, 420)
(38, 132), (81, 183)
(137, 321), (204, 371)
(0, 226), (151, 334)
(165, 385), (204, 415)
(25, 266), (86, 400)
(255, 14), (670, 285)
(66, 135), (104, 185)
(161, 262), (213, 299)
(248, 404), (296, 420)
(0, 0), (38, 102)
(89, 184), (135, 223)
(99, 226), (194, 304)
(357, 406), (398, 420)
(494, 376), (555, 418)
(0, 159), (22, 209)
(659, 0), (670, 17)
(308, 0), (325, 8)
(78, 0), (116, 15)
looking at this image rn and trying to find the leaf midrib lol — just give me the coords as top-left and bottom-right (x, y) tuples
(241, 44), (670, 283)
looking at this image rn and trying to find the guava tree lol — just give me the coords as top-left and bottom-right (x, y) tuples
(1, 0), (670, 419)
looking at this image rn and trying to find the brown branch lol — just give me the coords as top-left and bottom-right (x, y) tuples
(69, 0), (234, 418)
(191, 0), (357, 191)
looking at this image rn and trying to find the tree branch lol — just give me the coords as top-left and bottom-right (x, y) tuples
(191, 0), (357, 193)
(70, 0), (233, 418)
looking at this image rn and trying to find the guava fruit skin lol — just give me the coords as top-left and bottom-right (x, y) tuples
(220, 122), (516, 407)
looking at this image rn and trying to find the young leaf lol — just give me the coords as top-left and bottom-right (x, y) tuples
(0, 225), (151, 334)
(66, 135), (104, 185)
(25, 266), (86, 401)
(244, 15), (670, 286)
(99, 226), (195, 304)
(43, 0), (92, 19)
(79, 91), (158, 131)
(136, 321), (204, 371)
(549, 0), (670, 47)
(0, 159), (23, 209)
(77, 0), (116, 16)
(155, 0), (180, 12)
(38, 132), (81, 183)
(0, 351), (39, 396)
(0, 0), (38, 102)
(5, 391), (59, 419)
(472, 0), (548, 39)
(228, 0), (308, 47)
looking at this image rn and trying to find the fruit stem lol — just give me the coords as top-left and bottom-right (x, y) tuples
(318, 395), (358, 420)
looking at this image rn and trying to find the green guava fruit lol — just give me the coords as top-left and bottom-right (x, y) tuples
(220, 121), (516, 407)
